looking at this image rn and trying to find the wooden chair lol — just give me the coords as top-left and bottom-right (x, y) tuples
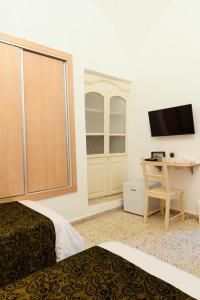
(141, 157), (184, 230)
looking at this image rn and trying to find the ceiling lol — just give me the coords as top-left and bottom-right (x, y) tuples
(93, 0), (173, 56)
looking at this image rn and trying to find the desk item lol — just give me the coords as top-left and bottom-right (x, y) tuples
(151, 151), (165, 161)
(169, 152), (175, 163)
(145, 158), (157, 162)
(141, 157), (185, 230)
(123, 180), (160, 216)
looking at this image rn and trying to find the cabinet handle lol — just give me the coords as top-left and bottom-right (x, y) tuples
(130, 188), (136, 191)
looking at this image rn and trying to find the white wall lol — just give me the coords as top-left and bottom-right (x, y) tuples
(0, 0), (136, 221)
(1, 0), (199, 218)
(129, 0), (200, 214)
(94, 0), (173, 61)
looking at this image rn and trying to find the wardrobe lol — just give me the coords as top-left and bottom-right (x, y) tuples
(0, 33), (76, 200)
(85, 70), (130, 199)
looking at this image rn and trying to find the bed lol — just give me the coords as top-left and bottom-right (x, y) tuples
(0, 241), (199, 299)
(0, 200), (84, 287)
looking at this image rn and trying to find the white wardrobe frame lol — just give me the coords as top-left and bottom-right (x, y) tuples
(85, 70), (130, 200)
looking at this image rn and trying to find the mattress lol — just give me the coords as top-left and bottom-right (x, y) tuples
(100, 241), (200, 299)
(19, 200), (84, 262)
(0, 201), (56, 287)
(0, 241), (198, 299)
(0, 200), (84, 287)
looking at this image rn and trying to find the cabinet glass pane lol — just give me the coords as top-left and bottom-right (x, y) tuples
(86, 136), (104, 155)
(110, 96), (125, 134)
(85, 92), (104, 133)
(109, 136), (125, 153)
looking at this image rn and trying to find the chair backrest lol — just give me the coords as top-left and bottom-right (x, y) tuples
(141, 157), (170, 194)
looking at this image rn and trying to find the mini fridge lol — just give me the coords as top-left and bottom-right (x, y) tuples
(123, 179), (160, 216)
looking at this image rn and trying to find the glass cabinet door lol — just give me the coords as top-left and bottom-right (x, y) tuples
(85, 92), (104, 155)
(109, 96), (126, 154)
(86, 136), (104, 155)
(110, 96), (125, 134)
(109, 136), (125, 153)
(85, 92), (104, 133)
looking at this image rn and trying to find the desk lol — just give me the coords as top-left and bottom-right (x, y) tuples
(166, 162), (200, 175)
(141, 161), (200, 174)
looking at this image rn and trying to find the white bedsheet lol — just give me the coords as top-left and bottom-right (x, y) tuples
(100, 241), (200, 300)
(19, 200), (84, 262)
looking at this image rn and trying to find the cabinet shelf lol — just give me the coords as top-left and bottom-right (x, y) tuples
(86, 133), (104, 136)
(109, 134), (126, 136)
(86, 108), (103, 113)
(110, 112), (123, 116)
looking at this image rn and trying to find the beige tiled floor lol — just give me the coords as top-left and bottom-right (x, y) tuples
(74, 209), (200, 277)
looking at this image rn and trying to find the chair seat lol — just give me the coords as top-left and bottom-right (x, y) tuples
(148, 187), (183, 199)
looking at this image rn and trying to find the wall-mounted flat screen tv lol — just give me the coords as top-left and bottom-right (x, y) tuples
(148, 104), (195, 137)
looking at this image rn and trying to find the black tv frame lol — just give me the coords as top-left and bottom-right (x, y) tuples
(148, 104), (195, 137)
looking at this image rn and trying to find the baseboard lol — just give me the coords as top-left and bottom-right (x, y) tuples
(71, 206), (199, 226)
(71, 206), (122, 225)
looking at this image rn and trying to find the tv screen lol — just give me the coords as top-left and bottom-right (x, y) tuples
(148, 104), (195, 137)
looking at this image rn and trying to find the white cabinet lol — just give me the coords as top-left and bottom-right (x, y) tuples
(87, 157), (107, 199)
(123, 180), (160, 216)
(85, 71), (130, 199)
(107, 156), (128, 195)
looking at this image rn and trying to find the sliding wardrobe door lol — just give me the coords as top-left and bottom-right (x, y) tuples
(0, 43), (24, 198)
(23, 51), (68, 192)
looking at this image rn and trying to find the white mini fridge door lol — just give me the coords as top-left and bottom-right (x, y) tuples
(123, 180), (160, 216)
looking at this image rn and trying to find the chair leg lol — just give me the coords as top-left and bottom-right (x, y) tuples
(160, 200), (164, 215)
(180, 193), (185, 221)
(199, 206), (200, 225)
(165, 197), (170, 230)
(144, 193), (149, 224)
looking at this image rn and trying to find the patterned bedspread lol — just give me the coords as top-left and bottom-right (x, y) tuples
(0, 245), (194, 299)
(0, 201), (56, 287)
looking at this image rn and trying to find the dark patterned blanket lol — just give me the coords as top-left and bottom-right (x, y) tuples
(0, 201), (56, 287)
(0, 246), (194, 299)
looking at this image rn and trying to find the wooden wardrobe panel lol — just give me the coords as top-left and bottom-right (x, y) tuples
(23, 51), (68, 193)
(0, 43), (24, 198)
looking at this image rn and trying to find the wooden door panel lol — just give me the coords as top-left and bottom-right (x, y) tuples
(107, 156), (127, 195)
(0, 43), (24, 198)
(24, 51), (68, 192)
(87, 158), (106, 199)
